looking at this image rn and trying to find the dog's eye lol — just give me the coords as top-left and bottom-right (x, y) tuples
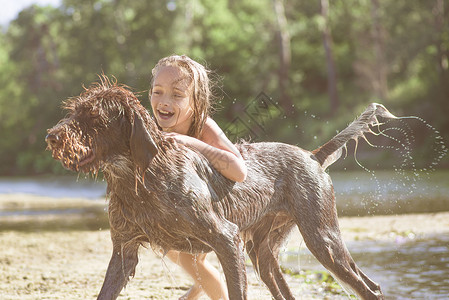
(90, 109), (100, 117)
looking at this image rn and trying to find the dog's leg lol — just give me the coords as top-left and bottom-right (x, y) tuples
(97, 236), (140, 300)
(265, 223), (296, 300)
(247, 222), (296, 300)
(292, 196), (384, 300)
(356, 267), (383, 296)
(203, 219), (247, 300)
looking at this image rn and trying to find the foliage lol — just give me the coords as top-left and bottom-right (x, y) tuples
(0, 0), (447, 175)
(280, 266), (348, 296)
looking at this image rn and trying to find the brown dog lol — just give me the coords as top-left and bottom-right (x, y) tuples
(46, 77), (392, 299)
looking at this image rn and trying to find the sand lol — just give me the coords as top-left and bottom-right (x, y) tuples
(1, 194), (448, 299)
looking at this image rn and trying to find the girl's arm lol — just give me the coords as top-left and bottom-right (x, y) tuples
(164, 118), (247, 182)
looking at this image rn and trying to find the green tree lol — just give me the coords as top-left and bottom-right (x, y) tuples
(0, 0), (447, 175)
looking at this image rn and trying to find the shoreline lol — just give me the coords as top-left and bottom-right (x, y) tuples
(2, 193), (448, 241)
(1, 194), (449, 299)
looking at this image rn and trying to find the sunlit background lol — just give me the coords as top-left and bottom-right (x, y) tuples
(0, 0), (448, 175)
(0, 1), (448, 299)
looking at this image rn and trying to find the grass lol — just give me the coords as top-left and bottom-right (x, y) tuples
(280, 266), (350, 296)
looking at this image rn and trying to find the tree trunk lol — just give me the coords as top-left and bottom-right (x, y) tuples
(320, 0), (339, 114)
(370, 0), (388, 100)
(273, 0), (294, 115)
(433, 0), (449, 97)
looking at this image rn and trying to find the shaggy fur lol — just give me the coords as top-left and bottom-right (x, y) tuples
(46, 76), (391, 300)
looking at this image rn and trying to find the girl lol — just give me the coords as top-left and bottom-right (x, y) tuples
(149, 55), (247, 300)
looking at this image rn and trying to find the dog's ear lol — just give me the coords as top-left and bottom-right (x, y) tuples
(130, 111), (158, 177)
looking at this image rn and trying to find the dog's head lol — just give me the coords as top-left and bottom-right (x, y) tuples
(46, 76), (159, 174)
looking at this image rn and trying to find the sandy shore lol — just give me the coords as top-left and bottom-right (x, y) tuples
(1, 194), (448, 299)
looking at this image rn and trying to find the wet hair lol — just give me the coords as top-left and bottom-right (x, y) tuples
(150, 55), (214, 138)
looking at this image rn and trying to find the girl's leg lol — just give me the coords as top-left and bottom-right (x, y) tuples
(166, 250), (203, 300)
(166, 250), (228, 300)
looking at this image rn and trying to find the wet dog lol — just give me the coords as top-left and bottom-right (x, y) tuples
(46, 77), (391, 299)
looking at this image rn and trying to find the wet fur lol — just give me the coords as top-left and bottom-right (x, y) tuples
(46, 77), (387, 299)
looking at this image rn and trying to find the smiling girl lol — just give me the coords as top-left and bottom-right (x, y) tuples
(149, 55), (247, 299)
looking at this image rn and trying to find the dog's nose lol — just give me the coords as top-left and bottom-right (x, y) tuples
(45, 133), (59, 148)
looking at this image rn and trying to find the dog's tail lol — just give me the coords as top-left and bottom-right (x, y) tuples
(312, 103), (397, 169)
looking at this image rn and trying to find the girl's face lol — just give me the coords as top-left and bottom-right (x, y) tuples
(150, 66), (194, 134)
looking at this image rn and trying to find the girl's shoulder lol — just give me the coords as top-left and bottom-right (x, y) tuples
(201, 117), (242, 158)
(200, 117), (223, 144)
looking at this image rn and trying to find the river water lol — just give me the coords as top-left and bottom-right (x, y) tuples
(281, 234), (449, 299)
(0, 175), (106, 199)
(0, 170), (448, 299)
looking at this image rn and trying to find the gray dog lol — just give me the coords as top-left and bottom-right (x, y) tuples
(46, 77), (393, 299)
